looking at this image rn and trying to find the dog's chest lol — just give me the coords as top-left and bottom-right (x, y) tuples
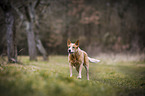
(69, 54), (81, 66)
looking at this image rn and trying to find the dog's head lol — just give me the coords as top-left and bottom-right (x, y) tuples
(67, 40), (79, 54)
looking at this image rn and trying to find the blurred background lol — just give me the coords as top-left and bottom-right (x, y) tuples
(0, 0), (145, 58)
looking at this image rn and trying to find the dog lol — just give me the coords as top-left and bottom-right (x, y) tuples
(67, 40), (100, 80)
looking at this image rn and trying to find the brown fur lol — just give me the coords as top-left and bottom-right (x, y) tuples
(67, 40), (89, 80)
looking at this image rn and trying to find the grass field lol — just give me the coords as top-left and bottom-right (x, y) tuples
(0, 54), (145, 96)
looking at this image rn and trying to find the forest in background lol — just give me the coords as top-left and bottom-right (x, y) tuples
(0, 0), (145, 58)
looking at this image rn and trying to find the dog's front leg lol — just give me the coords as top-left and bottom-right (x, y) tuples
(69, 63), (73, 77)
(77, 63), (83, 79)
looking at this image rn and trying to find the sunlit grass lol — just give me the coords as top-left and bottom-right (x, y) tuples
(0, 54), (145, 96)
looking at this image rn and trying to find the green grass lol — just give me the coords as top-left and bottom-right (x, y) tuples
(0, 55), (145, 96)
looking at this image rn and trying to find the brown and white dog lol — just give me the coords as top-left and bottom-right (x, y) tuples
(67, 40), (100, 80)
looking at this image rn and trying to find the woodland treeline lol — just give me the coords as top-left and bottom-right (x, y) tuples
(0, 0), (145, 62)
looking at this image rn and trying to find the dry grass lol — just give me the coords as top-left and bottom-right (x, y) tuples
(96, 53), (145, 64)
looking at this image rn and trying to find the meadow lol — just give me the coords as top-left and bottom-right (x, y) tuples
(0, 53), (145, 96)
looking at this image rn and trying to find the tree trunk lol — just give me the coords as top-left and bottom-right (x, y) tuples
(0, 1), (17, 63)
(25, 21), (37, 61)
(36, 39), (48, 61)
(6, 11), (17, 63)
(35, 23), (48, 61)
(24, 3), (37, 61)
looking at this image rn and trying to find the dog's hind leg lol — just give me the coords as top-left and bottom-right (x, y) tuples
(84, 65), (89, 80)
(76, 66), (79, 73)
(84, 53), (89, 80)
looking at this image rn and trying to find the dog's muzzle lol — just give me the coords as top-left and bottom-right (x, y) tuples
(68, 50), (73, 54)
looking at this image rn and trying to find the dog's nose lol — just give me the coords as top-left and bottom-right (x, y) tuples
(68, 50), (71, 53)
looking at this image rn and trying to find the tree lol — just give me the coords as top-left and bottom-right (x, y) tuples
(0, 0), (17, 63)
(24, 2), (37, 61)
(14, 0), (48, 60)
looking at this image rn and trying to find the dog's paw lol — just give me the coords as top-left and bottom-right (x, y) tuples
(77, 76), (82, 79)
(70, 75), (72, 77)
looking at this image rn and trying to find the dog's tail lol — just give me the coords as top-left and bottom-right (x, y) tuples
(88, 57), (100, 63)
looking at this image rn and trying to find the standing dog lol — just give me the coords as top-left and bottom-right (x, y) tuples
(67, 40), (100, 80)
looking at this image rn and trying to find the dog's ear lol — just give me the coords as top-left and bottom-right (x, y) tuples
(75, 40), (79, 47)
(67, 39), (71, 46)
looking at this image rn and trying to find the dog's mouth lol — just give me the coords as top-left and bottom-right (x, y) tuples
(68, 50), (74, 54)
(68, 51), (74, 54)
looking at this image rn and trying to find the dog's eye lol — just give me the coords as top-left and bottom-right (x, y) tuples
(68, 46), (70, 48)
(72, 47), (75, 49)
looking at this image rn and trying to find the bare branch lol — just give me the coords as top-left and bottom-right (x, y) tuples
(12, 5), (24, 27)
(24, 5), (31, 22)
(34, 0), (41, 9)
